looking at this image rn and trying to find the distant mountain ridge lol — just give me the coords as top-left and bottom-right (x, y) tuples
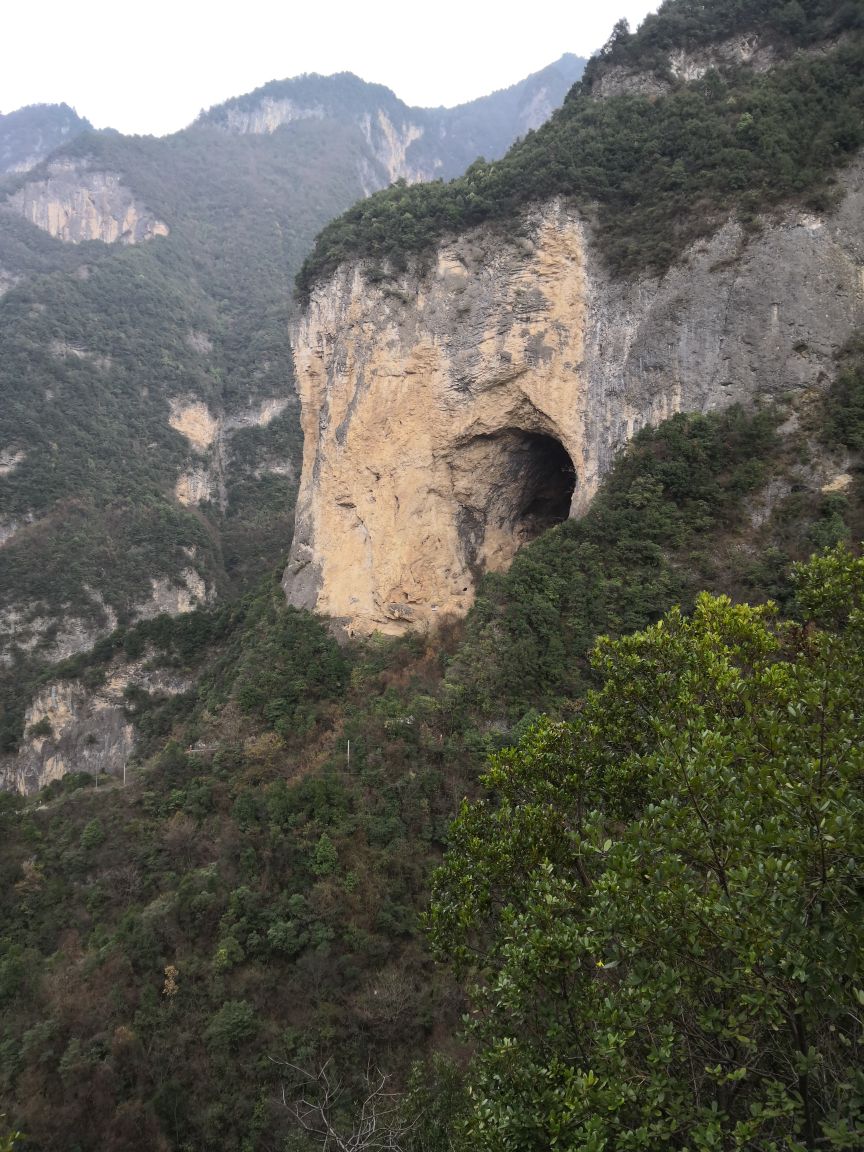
(0, 103), (92, 175)
(197, 55), (586, 182)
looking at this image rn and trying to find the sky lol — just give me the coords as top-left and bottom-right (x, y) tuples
(1, 0), (660, 137)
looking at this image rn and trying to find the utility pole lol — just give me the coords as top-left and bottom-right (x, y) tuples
(347, 739), (350, 770)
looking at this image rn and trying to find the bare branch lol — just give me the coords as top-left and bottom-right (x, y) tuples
(271, 1058), (413, 1152)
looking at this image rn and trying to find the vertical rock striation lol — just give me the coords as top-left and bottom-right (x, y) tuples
(6, 159), (169, 244)
(285, 161), (864, 636)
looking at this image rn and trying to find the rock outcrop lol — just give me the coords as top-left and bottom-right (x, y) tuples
(591, 34), (776, 99)
(216, 96), (326, 135)
(169, 395), (292, 508)
(0, 568), (211, 668)
(0, 660), (192, 795)
(285, 160), (864, 637)
(6, 159), (169, 244)
(0, 600), (113, 668)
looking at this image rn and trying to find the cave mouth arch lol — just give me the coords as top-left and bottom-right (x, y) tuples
(455, 427), (578, 578)
(512, 431), (577, 538)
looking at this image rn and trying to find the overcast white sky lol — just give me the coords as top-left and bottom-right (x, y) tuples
(1, 1), (660, 136)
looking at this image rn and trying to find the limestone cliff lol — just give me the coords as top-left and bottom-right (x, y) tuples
(169, 395), (292, 508)
(0, 660), (191, 795)
(6, 159), (169, 244)
(285, 160), (864, 636)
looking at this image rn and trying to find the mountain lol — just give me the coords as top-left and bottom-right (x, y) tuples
(0, 103), (92, 175)
(0, 60), (584, 752)
(1, 5), (863, 1147)
(287, 0), (864, 634)
(0, 2), (861, 1142)
(196, 55), (586, 183)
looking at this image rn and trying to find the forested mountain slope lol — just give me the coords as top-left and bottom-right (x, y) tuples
(0, 104), (92, 176)
(1, 1), (864, 1147)
(0, 60), (581, 754)
(0, 356), (861, 1146)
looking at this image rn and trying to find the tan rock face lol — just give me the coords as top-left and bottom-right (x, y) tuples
(169, 399), (219, 452)
(285, 163), (864, 637)
(0, 659), (193, 795)
(134, 568), (213, 621)
(6, 160), (169, 245)
(175, 467), (214, 506)
(169, 395), (291, 508)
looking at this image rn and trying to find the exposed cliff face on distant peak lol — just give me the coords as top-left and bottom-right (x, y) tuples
(199, 58), (586, 185)
(5, 157), (169, 244)
(0, 102), (92, 176)
(284, 158), (864, 637)
(358, 110), (426, 183)
(212, 96), (326, 134)
(590, 33), (776, 98)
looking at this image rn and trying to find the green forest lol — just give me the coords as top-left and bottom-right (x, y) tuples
(1, 341), (862, 1147)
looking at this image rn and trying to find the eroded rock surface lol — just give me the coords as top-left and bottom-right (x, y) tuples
(170, 395), (292, 507)
(134, 569), (213, 620)
(285, 161), (864, 636)
(0, 601), (112, 667)
(592, 34), (776, 99)
(6, 159), (169, 244)
(0, 660), (192, 795)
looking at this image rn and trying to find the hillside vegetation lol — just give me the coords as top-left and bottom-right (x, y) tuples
(297, 0), (864, 295)
(0, 344), (861, 1146)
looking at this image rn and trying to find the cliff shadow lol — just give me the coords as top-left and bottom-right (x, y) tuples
(454, 428), (577, 579)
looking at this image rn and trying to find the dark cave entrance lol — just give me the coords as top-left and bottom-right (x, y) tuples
(455, 428), (578, 578)
(513, 432), (577, 538)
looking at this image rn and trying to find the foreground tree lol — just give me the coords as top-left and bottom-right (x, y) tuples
(429, 546), (864, 1151)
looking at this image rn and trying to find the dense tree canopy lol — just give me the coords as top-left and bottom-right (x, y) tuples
(429, 545), (864, 1151)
